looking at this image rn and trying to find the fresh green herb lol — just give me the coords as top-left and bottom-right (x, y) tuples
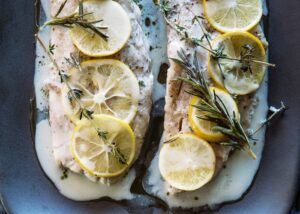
(219, 141), (243, 150)
(48, 41), (55, 55)
(192, 15), (204, 24)
(171, 49), (257, 159)
(158, 0), (171, 14)
(41, 0), (109, 41)
(65, 53), (83, 72)
(79, 108), (94, 120)
(110, 142), (128, 165)
(160, 5), (275, 73)
(35, 35), (127, 165)
(175, 24), (186, 32)
(96, 129), (128, 165)
(212, 44), (227, 60)
(96, 128), (108, 140)
(138, 80), (145, 88)
(252, 101), (287, 135)
(58, 70), (70, 83)
(240, 44), (255, 73)
(68, 88), (83, 103)
(60, 165), (68, 180)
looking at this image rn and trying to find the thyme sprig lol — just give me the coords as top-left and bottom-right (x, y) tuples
(48, 41), (55, 55)
(159, 2), (275, 72)
(41, 0), (108, 41)
(171, 50), (257, 159)
(159, 0), (171, 14)
(110, 143), (128, 165)
(96, 129), (127, 165)
(35, 35), (127, 165)
(251, 101), (287, 135)
(65, 54), (83, 72)
(67, 88), (83, 103)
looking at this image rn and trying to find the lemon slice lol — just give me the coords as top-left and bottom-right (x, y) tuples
(61, 59), (139, 123)
(159, 134), (216, 191)
(71, 114), (136, 177)
(203, 0), (263, 32)
(188, 87), (240, 142)
(70, 0), (131, 57)
(208, 32), (266, 95)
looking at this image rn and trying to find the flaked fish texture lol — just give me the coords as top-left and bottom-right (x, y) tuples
(45, 0), (153, 184)
(143, 0), (269, 208)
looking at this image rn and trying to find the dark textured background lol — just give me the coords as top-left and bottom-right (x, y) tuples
(0, 0), (299, 213)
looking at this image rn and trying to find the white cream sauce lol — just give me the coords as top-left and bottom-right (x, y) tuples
(34, 0), (270, 208)
(36, 119), (135, 200)
(34, 0), (137, 201)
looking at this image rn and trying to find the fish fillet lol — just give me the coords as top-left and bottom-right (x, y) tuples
(163, 0), (266, 193)
(45, 0), (153, 183)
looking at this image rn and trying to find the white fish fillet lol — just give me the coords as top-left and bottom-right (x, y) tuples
(45, 0), (153, 183)
(163, 0), (267, 193)
(164, 1), (230, 193)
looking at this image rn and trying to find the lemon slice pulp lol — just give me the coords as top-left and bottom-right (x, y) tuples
(188, 87), (240, 142)
(203, 0), (263, 32)
(61, 59), (139, 123)
(70, 0), (131, 57)
(71, 114), (136, 177)
(159, 134), (216, 191)
(208, 32), (266, 95)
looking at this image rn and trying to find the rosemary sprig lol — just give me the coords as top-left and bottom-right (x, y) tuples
(41, 0), (108, 41)
(171, 49), (257, 159)
(159, 2), (275, 72)
(35, 35), (127, 165)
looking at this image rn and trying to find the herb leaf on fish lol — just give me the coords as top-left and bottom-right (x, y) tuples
(67, 88), (83, 103)
(48, 41), (55, 55)
(159, 0), (172, 14)
(159, 3), (275, 73)
(41, 0), (109, 41)
(96, 128), (128, 165)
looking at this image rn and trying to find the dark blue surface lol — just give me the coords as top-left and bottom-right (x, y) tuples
(0, 0), (299, 214)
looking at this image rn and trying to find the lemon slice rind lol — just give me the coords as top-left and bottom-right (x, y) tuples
(70, 0), (131, 57)
(208, 32), (266, 95)
(61, 59), (139, 124)
(159, 134), (216, 191)
(188, 87), (240, 142)
(203, 0), (263, 33)
(71, 114), (136, 178)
